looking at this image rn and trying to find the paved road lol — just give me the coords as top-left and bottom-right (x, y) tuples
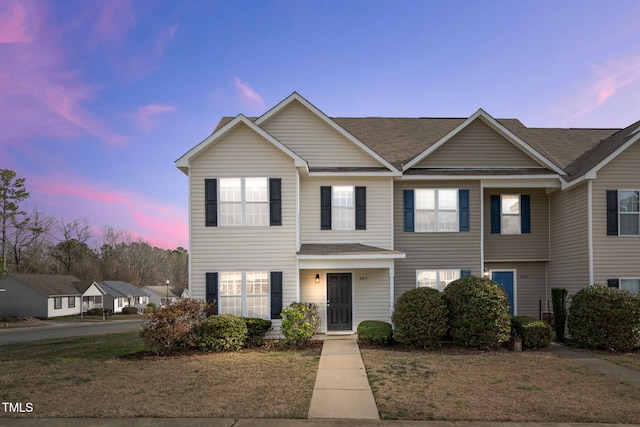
(0, 320), (144, 345)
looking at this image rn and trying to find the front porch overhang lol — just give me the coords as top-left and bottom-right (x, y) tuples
(297, 243), (405, 269)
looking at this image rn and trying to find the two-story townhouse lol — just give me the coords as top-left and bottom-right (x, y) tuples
(177, 92), (640, 333)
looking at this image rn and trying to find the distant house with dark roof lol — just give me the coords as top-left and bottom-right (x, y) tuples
(175, 92), (640, 334)
(100, 281), (149, 313)
(0, 274), (84, 318)
(141, 285), (189, 307)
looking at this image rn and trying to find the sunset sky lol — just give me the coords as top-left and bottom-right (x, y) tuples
(2, 0), (640, 250)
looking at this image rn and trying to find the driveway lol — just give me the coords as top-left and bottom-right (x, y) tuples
(0, 319), (144, 345)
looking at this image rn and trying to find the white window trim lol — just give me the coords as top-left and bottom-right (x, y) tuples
(501, 194), (521, 235)
(219, 271), (270, 319)
(416, 269), (461, 291)
(415, 188), (459, 233)
(618, 189), (640, 236)
(332, 185), (355, 231)
(219, 177), (269, 227)
(54, 297), (62, 309)
(68, 296), (75, 308)
(620, 277), (640, 295)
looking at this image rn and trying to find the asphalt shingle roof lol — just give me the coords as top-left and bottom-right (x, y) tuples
(2, 274), (82, 296)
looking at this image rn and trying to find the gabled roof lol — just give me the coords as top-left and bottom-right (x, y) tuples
(142, 285), (186, 299)
(100, 281), (147, 298)
(400, 109), (566, 175)
(254, 92), (401, 174)
(1, 274), (82, 296)
(73, 281), (106, 295)
(175, 114), (307, 174)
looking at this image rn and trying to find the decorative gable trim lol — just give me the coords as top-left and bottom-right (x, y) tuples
(402, 108), (566, 176)
(175, 114), (308, 174)
(255, 92), (401, 175)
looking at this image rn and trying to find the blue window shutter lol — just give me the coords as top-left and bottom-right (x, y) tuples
(355, 186), (366, 230)
(270, 272), (283, 319)
(320, 186), (332, 230)
(490, 195), (501, 234)
(404, 190), (414, 232)
(606, 190), (618, 236)
(459, 189), (469, 232)
(205, 272), (218, 313)
(269, 178), (282, 226)
(607, 278), (619, 288)
(521, 194), (531, 234)
(205, 179), (217, 227)
(461, 270), (471, 278)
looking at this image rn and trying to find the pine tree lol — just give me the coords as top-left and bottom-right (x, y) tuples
(0, 169), (30, 275)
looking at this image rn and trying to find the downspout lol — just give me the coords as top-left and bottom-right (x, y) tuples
(588, 180), (594, 286)
(480, 181), (485, 274)
(187, 167), (193, 298)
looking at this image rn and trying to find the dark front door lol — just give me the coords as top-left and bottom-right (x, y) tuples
(327, 273), (352, 331)
(492, 271), (515, 315)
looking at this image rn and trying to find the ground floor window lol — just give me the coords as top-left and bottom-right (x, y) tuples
(416, 270), (460, 291)
(621, 278), (640, 295)
(219, 271), (270, 319)
(68, 297), (75, 308)
(54, 297), (62, 309)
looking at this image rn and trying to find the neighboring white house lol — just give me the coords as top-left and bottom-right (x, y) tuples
(0, 274), (83, 318)
(142, 285), (190, 307)
(100, 281), (150, 313)
(74, 281), (106, 313)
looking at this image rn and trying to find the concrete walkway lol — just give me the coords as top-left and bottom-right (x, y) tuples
(308, 335), (379, 420)
(549, 342), (640, 388)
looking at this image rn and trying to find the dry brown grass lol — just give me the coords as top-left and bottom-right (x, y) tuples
(361, 346), (640, 423)
(0, 331), (321, 418)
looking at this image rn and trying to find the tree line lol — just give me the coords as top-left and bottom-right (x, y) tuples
(0, 169), (188, 289)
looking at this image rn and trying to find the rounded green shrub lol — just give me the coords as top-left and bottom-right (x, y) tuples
(280, 302), (320, 347)
(357, 320), (393, 346)
(243, 317), (272, 348)
(511, 316), (552, 349)
(392, 287), (448, 349)
(195, 314), (248, 352)
(568, 285), (640, 351)
(121, 306), (139, 315)
(444, 276), (511, 349)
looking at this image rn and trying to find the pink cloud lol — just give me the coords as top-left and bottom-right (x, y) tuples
(29, 174), (188, 250)
(135, 104), (176, 131)
(91, 0), (136, 48)
(234, 77), (266, 111)
(0, 1), (32, 43)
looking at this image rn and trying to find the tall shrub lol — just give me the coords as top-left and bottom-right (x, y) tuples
(139, 299), (210, 355)
(280, 302), (320, 347)
(568, 285), (640, 351)
(444, 276), (511, 349)
(551, 287), (568, 342)
(392, 287), (448, 349)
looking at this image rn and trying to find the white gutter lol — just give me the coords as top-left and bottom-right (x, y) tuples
(588, 180), (594, 286)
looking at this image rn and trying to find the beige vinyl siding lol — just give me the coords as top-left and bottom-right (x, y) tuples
(300, 269), (390, 332)
(548, 183), (589, 295)
(592, 140), (640, 283)
(261, 100), (382, 168)
(394, 180), (482, 300)
(486, 261), (547, 318)
(484, 188), (550, 261)
(415, 119), (542, 169)
(188, 123), (298, 323)
(300, 176), (393, 249)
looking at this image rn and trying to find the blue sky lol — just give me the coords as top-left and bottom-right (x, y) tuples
(2, 0), (640, 249)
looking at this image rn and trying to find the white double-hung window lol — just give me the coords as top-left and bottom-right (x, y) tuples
(219, 177), (268, 226)
(620, 278), (640, 295)
(332, 186), (355, 230)
(219, 272), (270, 319)
(619, 190), (640, 236)
(416, 270), (460, 291)
(501, 195), (521, 234)
(415, 189), (458, 232)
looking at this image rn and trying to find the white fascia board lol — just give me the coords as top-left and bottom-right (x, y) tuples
(175, 114), (308, 171)
(579, 133), (640, 183)
(297, 253), (406, 260)
(481, 177), (562, 188)
(398, 174), (561, 183)
(255, 92), (400, 174)
(298, 258), (400, 270)
(402, 108), (566, 176)
(308, 171), (400, 177)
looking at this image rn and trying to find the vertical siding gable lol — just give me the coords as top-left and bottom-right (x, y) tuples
(414, 119), (543, 169)
(261, 100), (383, 168)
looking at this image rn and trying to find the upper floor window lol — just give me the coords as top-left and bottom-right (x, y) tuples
(619, 190), (640, 236)
(404, 189), (469, 233)
(490, 194), (530, 234)
(321, 186), (366, 231)
(205, 178), (281, 227)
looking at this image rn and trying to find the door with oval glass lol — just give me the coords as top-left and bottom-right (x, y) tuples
(327, 273), (352, 331)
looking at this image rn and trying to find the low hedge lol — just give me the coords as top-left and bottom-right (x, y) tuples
(357, 320), (393, 346)
(511, 316), (552, 349)
(121, 306), (139, 315)
(568, 285), (640, 351)
(243, 317), (272, 348)
(195, 314), (248, 352)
